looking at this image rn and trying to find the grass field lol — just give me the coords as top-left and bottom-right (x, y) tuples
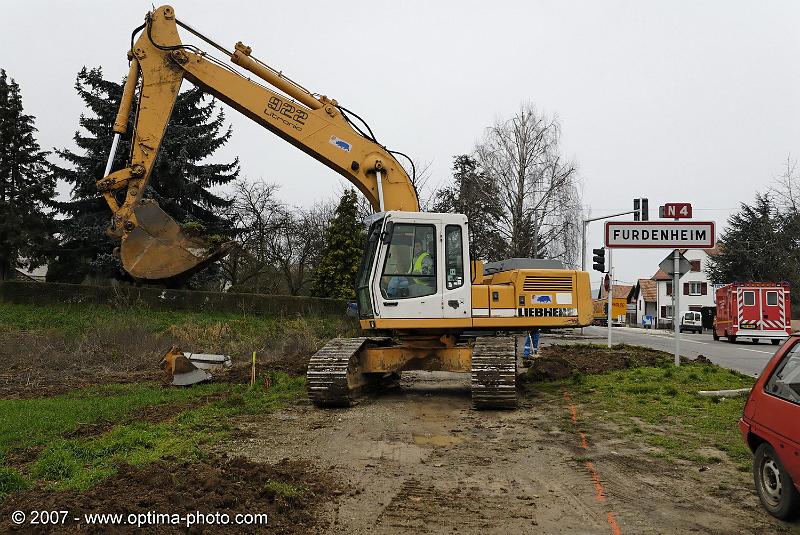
(0, 304), (760, 505)
(0, 373), (305, 498)
(0, 301), (354, 356)
(528, 347), (756, 470)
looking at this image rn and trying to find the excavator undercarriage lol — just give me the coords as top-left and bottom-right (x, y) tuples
(307, 335), (518, 410)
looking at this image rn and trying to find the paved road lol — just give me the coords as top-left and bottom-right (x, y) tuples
(571, 325), (788, 376)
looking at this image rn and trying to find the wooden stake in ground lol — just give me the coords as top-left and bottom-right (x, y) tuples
(251, 351), (257, 387)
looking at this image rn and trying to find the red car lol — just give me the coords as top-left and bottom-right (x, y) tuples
(740, 335), (800, 520)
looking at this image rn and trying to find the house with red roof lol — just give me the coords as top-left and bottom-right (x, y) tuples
(632, 278), (658, 326)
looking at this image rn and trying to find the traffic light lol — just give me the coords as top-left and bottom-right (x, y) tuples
(592, 247), (606, 272)
(634, 198), (649, 221)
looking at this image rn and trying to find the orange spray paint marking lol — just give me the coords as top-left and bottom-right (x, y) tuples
(585, 462), (606, 502)
(565, 390), (622, 533)
(607, 512), (622, 535)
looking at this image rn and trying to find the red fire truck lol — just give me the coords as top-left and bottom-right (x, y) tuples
(713, 282), (792, 344)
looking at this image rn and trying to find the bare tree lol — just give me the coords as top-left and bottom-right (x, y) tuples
(475, 104), (582, 266)
(405, 158), (436, 211)
(771, 155), (800, 215)
(220, 179), (284, 293)
(220, 179), (337, 295)
(268, 202), (332, 295)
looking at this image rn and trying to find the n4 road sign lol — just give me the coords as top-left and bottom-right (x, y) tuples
(659, 203), (692, 219)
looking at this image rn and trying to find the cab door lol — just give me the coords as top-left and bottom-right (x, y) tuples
(372, 217), (443, 319)
(441, 220), (471, 319)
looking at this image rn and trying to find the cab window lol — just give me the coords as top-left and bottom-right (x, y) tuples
(743, 291), (755, 306)
(380, 224), (436, 299)
(766, 291), (778, 306)
(445, 225), (464, 290)
(764, 343), (800, 405)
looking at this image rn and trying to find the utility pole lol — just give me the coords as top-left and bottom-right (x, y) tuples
(584, 205), (638, 339)
(607, 249), (613, 348)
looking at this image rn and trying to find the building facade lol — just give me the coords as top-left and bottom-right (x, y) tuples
(652, 248), (718, 329)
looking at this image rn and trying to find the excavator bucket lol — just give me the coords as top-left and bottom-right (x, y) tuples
(160, 346), (212, 386)
(120, 201), (234, 281)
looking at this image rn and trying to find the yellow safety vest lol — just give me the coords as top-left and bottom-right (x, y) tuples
(409, 252), (430, 274)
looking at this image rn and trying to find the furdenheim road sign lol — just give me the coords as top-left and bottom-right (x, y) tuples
(604, 221), (715, 249)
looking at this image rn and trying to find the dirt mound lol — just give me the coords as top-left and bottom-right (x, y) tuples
(523, 343), (672, 382)
(0, 455), (342, 534)
(693, 354), (712, 364)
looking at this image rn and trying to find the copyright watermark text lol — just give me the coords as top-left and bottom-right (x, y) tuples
(10, 510), (268, 528)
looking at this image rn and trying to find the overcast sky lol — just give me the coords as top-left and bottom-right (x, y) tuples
(2, 0), (798, 287)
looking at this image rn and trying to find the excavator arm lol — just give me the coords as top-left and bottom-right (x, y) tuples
(99, 5), (419, 280)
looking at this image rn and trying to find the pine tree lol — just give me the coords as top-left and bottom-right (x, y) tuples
(49, 67), (239, 282)
(0, 69), (55, 280)
(707, 193), (800, 295)
(311, 189), (364, 299)
(432, 154), (504, 261)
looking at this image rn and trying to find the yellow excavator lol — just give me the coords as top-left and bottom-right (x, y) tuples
(100, 5), (593, 408)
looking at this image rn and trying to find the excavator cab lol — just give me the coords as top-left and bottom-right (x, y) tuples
(356, 212), (472, 323)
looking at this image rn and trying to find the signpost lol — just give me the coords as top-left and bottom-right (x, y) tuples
(604, 209), (715, 366)
(659, 203), (692, 219)
(606, 252), (612, 348)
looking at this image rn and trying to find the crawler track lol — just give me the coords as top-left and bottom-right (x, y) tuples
(470, 336), (518, 410)
(307, 337), (392, 407)
(306, 337), (369, 407)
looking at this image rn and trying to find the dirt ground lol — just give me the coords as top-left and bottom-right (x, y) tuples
(221, 372), (794, 534)
(0, 456), (342, 534)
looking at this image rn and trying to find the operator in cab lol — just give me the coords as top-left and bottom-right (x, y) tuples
(409, 237), (434, 279)
(385, 234), (436, 299)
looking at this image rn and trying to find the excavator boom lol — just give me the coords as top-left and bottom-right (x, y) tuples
(99, 5), (419, 280)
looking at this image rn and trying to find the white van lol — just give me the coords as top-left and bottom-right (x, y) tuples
(680, 311), (703, 334)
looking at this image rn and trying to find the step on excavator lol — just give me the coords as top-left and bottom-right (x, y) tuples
(100, 5), (593, 408)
